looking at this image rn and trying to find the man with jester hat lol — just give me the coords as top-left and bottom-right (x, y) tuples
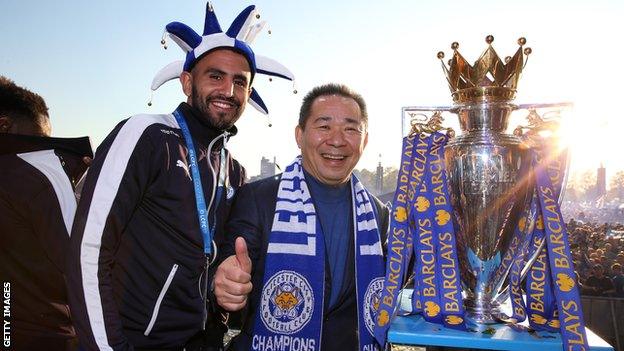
(67, 3), (294, 350)
(214, 83), (390, 351)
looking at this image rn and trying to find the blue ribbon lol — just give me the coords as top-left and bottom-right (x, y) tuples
(426, 132), (465, 329)
(408, 135), (433, 315)
(525, 143), (568, 332)
(376, 131), (467, 347)
(173, 110), (212, 256)
(526, 218), (559, 332)
(508, 196), (537, 322)
(414, 134), (443, 325)
(534, 150), (589, 351)
(374, 135), (419, 346)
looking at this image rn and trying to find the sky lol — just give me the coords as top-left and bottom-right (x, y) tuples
(2, 0), (623, 182)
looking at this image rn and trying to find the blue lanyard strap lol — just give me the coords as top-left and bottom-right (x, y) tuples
(173, 110), (213, 256)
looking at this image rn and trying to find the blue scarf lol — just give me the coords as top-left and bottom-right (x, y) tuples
(251, 157), (384, 351)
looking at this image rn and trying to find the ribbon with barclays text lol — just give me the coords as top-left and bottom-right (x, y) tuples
(375, 125), (588, 351)
(373, 135), (420, 345)
(374, 131), (465, 347)
(532, 146), (589, 351)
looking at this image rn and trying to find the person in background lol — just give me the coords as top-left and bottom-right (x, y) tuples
(583, 264), (615, 296)
(611, 263), (624, 298)
(0, 76), (92, 351)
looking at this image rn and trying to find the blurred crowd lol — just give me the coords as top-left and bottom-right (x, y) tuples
(562, 200), (624, 225)
(566, 218), (624, 298)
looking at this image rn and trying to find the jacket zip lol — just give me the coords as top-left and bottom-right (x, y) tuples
(201, 131), (229, 330)
(144, 263), (179, 336)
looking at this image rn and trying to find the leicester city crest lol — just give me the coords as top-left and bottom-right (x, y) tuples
(363, 277), (385, 336)
(260, 270), (314, 335)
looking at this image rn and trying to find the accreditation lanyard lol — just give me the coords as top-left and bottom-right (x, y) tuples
(173, 110), (220, 257)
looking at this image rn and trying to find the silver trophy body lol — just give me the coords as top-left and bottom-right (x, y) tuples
(428, 35), (568, 323)
(444, 102), (532, 323)
(402, 100), (570, 324)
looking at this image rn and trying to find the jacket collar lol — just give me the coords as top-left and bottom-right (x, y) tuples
(0, 133), (93, 157)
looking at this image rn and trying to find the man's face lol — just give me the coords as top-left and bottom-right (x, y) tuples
(181, 49), (252, 130)
(295, 94), (368, 186)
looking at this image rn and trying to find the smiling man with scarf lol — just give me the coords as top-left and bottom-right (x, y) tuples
(214, 83), (389, 351)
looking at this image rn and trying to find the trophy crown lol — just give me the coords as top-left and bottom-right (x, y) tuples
(438, 35), (531, 104)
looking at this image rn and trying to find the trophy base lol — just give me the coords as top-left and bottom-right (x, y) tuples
(463, 299), (509, 324)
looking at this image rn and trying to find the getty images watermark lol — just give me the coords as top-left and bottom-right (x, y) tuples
(3, 282), (10, 348)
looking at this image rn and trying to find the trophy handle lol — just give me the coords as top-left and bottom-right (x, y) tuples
(401, 107), (455, 138)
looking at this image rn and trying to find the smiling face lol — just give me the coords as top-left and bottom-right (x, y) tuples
(295, 94), (368, 186)
(181, 49), (252, 129)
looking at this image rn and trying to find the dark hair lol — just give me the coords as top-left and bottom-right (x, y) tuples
(0, 76), (49, 123)
(298, 83), (367, 129)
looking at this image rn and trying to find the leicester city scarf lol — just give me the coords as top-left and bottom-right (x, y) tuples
(251, 157), (385, 351)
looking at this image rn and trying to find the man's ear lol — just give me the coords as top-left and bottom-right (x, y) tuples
(295, 125), (303, 149)
(180, 71), (192, 97)
(0, 116), (12, 133)
(363, 131), (369, 149)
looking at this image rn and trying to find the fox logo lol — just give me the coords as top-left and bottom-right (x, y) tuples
(416, 196), (430, 212)
(531, 314), (547, 325)
(548, 319), (560, 328)
(518, 217), (526, 231)
(377, 310), (390, 327)
(261, 271), (313, 334)
(424, 301), (440, 317)
(394, 206), (407, 223)
(372, 293), (380, 311)
(556, 273), (575, 292)
(536, 215), (544, 230)
(435, 209), (451, 226)
(272, 285), (302, 320)
(445, 315), (463, 325)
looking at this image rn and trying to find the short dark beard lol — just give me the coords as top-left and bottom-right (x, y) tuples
(190, 86), (242, 130)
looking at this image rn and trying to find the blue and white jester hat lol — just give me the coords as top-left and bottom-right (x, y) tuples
(151, 2), (295, 115)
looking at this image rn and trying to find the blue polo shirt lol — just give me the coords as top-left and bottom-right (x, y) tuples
(304, 170), (352, 308)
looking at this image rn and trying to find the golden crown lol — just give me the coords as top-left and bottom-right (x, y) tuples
(438, 35), (532, 104)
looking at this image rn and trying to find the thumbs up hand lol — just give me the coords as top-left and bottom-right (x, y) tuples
(214, 237), (253, 311)
(234, 236), (252, 274)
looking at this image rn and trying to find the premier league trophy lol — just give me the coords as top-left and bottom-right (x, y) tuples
(441, 35), (535, 323)
(375, 34), (599, 351)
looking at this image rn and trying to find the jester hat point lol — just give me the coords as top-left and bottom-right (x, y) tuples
(151, 2), (294, 114)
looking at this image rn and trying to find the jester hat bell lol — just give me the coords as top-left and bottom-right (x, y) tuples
(151, 2), (294, 114)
